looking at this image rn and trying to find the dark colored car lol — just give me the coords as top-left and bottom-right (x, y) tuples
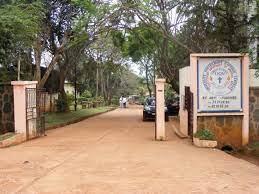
(143, 97), (169, 121)
(166, 99), (180, 116)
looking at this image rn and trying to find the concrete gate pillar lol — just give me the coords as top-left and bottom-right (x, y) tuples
(11, 81), (38, 138)
(155, 79), (166, 140)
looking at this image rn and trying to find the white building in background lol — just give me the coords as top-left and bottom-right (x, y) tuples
(64, 81), (80, 97)
(64, 82), (74, 94)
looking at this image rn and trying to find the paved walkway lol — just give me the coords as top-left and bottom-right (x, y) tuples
(0, 106), (259, 194)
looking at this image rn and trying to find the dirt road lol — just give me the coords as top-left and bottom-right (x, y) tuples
(0, 106), (259, 194)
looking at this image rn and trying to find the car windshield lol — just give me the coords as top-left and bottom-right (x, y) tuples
(146, 98), (155, 106)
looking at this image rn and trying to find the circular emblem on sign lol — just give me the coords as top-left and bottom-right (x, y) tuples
(202, 59), (238, 96)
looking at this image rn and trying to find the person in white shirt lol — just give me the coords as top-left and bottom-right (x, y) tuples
(122, 96), (127, 108)
(119, 96), (123, 108)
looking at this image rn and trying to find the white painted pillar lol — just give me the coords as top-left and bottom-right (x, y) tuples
(242, 55), (250, 145)
(190, 55), (198, 135)
(11, 81), (38, 137)
(155, 79), (166, 140)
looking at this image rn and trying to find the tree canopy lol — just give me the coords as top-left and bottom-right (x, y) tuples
(0, 0), (257, 107)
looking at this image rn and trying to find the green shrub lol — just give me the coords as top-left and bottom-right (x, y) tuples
(96, 96), (104, 101)
(56, 97), (68, 112)
(247, 141), (259, 157)
(110, 96), (119, 105)
(248, 141), (259, 149)
(194, 129), (215, 140)
(56, 94), (73, 112)
(81, 90), (92, 98)
(78, 97), (92, 104)
(139, 96), (145, 105)
(66, 93), (74, 105)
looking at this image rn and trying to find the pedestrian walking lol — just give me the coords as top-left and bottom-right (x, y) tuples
(122, 96), (127, 108)
(119, 96), (123, 108)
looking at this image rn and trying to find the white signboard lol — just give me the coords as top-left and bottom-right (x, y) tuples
(198, 58), (242, 112)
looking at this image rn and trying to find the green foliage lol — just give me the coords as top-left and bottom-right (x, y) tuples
(71, 0), (96, 12)
(81, 90), (92, 98)
(247, 141), (259, 157)
(165, 84), (178, 103)
(178, 0), (251, 53)
(249, 141), (259, 149)
(78, 94), (104, 105)
(66, 94), (74, 106)
(95, 96), (104, 101)
(56, 98), (68, 112)
(56, 94), (73, 112)
(194, 129), (215, 141)
(139, 96), (146, 105)
(0, 0), (256, 100)
(0, 0), (44, 81)
(137, 85), (147, 97)
(110, 96), (119, 105)
(111, 30), (125, 49)
(0, 0), (43, 48)
(124, 25), (159, 62)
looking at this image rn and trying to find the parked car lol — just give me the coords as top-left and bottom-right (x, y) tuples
(166, 99), (180, 116)
(143, 97), (169, 121)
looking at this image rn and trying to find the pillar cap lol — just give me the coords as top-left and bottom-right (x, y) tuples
(190, 53), (249, 57)
(155, 79), (166, 83)
(11, 81), (38, 86)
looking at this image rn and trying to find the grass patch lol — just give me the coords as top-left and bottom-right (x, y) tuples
(248, 141), (259, 150)
(0, 132), (15, 141)
(238, 141), (259, 158)
(247, 141), (259, 157)
(45, 106), (114, 128)
(194, 129), (215, 140)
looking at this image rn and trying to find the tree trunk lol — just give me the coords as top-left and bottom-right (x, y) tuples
(33, 38), (42, 82)
(74, 62), (77, 111)
(145, 63), (152, 97)
(38, 53), (60, 88)
(59, 67), (66, 94)
(17, 53), (21, 81)
(58, 65), (69, 112)
(38, 33), (69, 88)
(108, 95), (112, 105)
(96, 64), (99, 97)
(100, 67), (104, 97)
(104, 74), (109, 101)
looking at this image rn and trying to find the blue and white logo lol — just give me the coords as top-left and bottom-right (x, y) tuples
(202, 59), (238, 96)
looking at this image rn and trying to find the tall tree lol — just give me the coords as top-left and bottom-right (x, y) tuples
(0, 0), (43, 81)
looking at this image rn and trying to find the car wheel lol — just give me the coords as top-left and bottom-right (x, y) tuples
(143, 112), (147, 121)
(165, 114), (169, 122)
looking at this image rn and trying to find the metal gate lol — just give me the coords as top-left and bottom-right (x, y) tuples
(26, 88), (46, 140)
(185, 86), (194, 138)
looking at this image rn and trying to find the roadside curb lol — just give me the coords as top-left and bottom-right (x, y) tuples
(45, 107), (117, 131)
(169, 118), (188, 139)
(0, 133), (26, 149)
